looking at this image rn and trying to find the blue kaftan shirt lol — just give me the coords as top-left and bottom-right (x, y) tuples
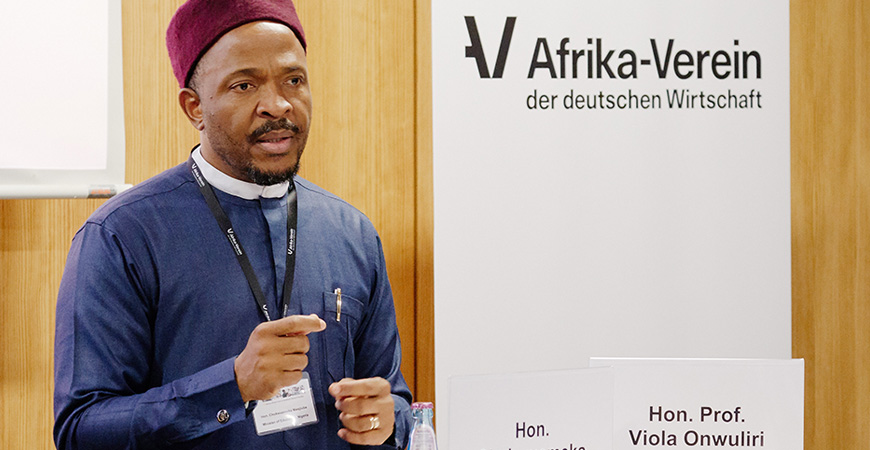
(53, 156), (412, 449)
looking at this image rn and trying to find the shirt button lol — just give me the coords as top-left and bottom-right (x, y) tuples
(216, 409), (231, 424)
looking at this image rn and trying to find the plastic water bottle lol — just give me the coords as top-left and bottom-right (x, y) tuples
(408, 402), (437, 450)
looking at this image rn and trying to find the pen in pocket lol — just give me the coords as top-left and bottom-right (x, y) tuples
(334, 288), (342, 322)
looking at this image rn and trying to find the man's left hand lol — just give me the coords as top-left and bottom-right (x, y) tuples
(329, 377), (395, 445)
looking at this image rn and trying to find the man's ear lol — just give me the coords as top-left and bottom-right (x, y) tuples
(179, 88), (205, 131)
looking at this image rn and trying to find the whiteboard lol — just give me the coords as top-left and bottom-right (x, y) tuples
(0, 0), (128, 198)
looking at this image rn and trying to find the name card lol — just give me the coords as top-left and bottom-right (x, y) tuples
(589, 358), (803, 449)
(449, 368), (614, 450)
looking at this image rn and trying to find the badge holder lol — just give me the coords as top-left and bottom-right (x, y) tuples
(253, 372), (319, 436)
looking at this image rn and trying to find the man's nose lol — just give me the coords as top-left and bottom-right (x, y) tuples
(256, 84), (292, 118)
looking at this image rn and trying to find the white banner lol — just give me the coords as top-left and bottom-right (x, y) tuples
(433, 1), (790, 446)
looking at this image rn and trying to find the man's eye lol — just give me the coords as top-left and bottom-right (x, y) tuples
(234, 82), (252, 91)
(288, 77), (302, 86)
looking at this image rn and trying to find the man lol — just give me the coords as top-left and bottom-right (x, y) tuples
(53, 0), (412, 448)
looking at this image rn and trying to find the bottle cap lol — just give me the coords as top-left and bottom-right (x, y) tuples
(411, 402), (434, 409)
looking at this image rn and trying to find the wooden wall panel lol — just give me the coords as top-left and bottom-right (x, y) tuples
(415, 0), (436, 406)
(122, 0), (200, 181)
(791, 0), (870, 449)
(0, 199), (105, 450)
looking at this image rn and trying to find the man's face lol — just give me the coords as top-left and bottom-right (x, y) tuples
(187, 21), (312, 185)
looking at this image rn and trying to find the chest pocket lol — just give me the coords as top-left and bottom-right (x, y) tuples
(322, 291), (364, 382)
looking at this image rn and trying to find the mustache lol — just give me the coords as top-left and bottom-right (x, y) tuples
(248, 118), (301, 143)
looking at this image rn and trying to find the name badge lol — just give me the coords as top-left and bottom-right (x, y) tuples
(254, 372), (319, 436)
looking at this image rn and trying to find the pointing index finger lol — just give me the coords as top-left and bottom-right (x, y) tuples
(329, 377), (391, 399)
(265, 314), (326, 336)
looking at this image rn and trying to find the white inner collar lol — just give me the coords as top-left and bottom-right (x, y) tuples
(192, 147), (290, 200)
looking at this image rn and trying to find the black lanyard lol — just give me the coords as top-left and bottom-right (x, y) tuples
(188, 157), (297, 322)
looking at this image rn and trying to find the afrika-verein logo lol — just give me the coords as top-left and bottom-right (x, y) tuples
(464, 16), (762, 80)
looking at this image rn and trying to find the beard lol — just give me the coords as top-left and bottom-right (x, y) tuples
(206, 118), (307, 186)
(244, 160), (301, 185)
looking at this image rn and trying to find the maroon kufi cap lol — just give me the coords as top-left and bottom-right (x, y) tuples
(166, 0), (306, 88)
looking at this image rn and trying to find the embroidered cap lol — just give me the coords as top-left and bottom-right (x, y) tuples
(166, 0), (306, 88)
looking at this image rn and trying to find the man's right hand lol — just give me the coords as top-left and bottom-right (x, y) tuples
(234, 314), (326, 403)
